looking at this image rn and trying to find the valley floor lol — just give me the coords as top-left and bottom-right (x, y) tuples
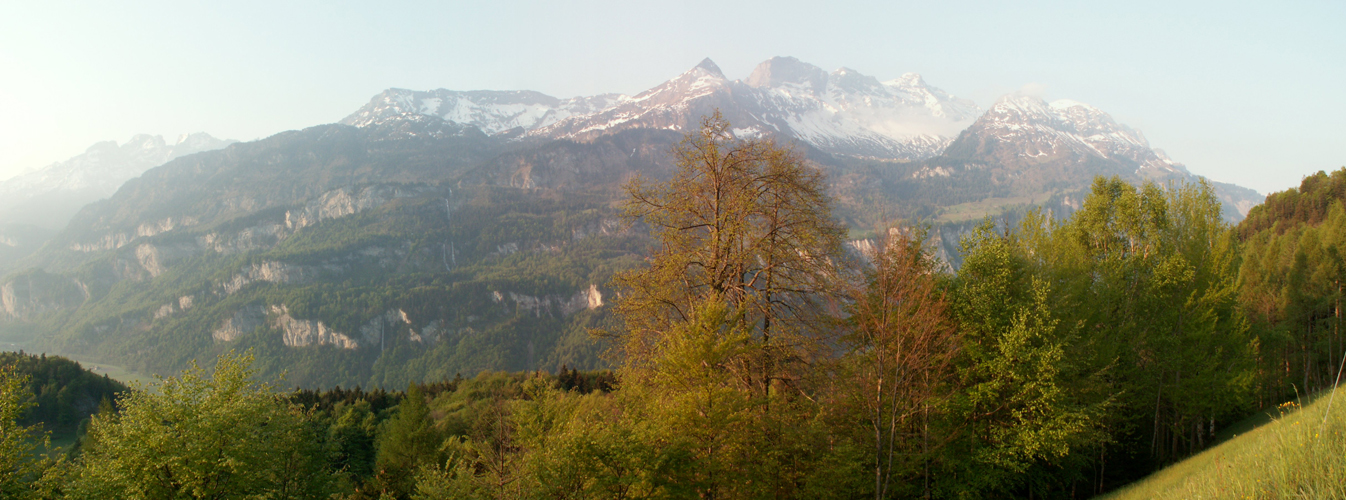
(0, 344), (154, 387)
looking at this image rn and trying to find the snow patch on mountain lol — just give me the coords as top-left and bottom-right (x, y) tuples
(341, 56), (981, 161)
(342, 89), (631, 135)
(966, 94), (1184, 175)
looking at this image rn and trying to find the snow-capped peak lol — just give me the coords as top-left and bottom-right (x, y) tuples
(888, 72), (927, 88)
(340, 88), (630, 135)
(957, 93), (1181, 175)
(342, 57), (983, 160)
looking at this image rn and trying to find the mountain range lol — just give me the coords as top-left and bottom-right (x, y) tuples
(344, 57), (980, 160)
(0, 57), (1265, 388)
(0, 133), (235, 230)
(0, 133), (234, 273)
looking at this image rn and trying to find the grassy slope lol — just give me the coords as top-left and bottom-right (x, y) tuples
(1103, 390), (1346, 499)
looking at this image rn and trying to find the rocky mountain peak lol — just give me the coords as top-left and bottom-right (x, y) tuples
(745, 56), (828, 93)
(127, 134), (166, 150)
(981, 94), (1150, 152)
(946, 93), (1184, 181)
(828, 67), (885, 95)
(693, 57), (724, 77)
(346, 56), (982, 160)
(889, 72), (928, 88)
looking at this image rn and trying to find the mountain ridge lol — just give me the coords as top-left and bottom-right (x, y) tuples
(0, 133), (236, 229)
(342, 57), (982, 161)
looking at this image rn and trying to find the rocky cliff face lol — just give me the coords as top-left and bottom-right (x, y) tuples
(0, 273), (88, 321)
(492, 284), (604, 318)
(212, 305), (266, 343)
(271, 305), (360, 349)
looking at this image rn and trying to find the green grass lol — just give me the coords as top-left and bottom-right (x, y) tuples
(936, 194), (1045, 223)
(44, 431), (78, 454)
(1102, 391), (1346, 499)
(68, 358), (158, 387)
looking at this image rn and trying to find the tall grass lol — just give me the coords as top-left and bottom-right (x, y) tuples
(1103, 392), (1346, 499)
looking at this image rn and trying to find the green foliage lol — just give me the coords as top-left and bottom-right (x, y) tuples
(1102, 393), (1346, 499)
(373, 384), (444, 499)
(0, 352), (126, 436)
(615, 112), (847, 393)
(0, 364), (47, 499)
(838, 225), (956, 499)
(944, 223), (1103, 496)
(1240, 168), (1346, 239)
(1, 114), (1329, 498)
(62, 351), (337, 499)
(1237, 168), (1346, 408)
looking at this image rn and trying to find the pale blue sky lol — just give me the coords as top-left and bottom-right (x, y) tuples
(1, 0), (1342, 194)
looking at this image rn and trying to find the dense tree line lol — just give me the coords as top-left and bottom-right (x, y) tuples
(1237, 169), (1346, 407)
(0, 116), (1341, 498)
(0, 353), (126, 436)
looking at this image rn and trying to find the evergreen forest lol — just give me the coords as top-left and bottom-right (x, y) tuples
(2, 116), (1345, 499)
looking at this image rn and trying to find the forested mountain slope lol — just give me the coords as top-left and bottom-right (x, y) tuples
(0, 118), (664, 388)
(0, 58), (1269, 390)
(0, 351), (126, 436)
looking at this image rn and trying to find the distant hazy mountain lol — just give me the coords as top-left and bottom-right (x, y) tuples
(344, 57), (981, 161)
(935, 94), (1264, 220)
(0, 133), (236, 230)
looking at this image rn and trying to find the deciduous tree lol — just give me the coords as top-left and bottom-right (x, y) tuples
(64, 351), (336, 499)
(614, 111), (846, 394)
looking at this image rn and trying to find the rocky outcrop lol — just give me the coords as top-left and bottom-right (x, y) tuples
(491, 284), (604, 318)
(571, 218), (625, 240)
(197, 222), (288, 254)
(270, 305), (358, 349)
(846, 238), (878, 262)
(582, 284), (603, 310)
(70, 217), (197, 253)
(212, 305), (266, 342)
(221, 261), (312, 295)
(213, 303), (359, 349)
(418, 319), (443, 343)
(285, 185), (422, 231)
(0, 273), (89, 321)
(152, 295), (196, 321)
(359, 309), (415, 346)
(153, 304), (174, 320)
(135, 244), (165, 277)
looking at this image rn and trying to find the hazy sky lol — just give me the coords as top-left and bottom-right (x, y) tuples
(1, 0), (1342, 195)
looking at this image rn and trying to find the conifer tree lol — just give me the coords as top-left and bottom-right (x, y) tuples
(374, 383), (444, 499)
